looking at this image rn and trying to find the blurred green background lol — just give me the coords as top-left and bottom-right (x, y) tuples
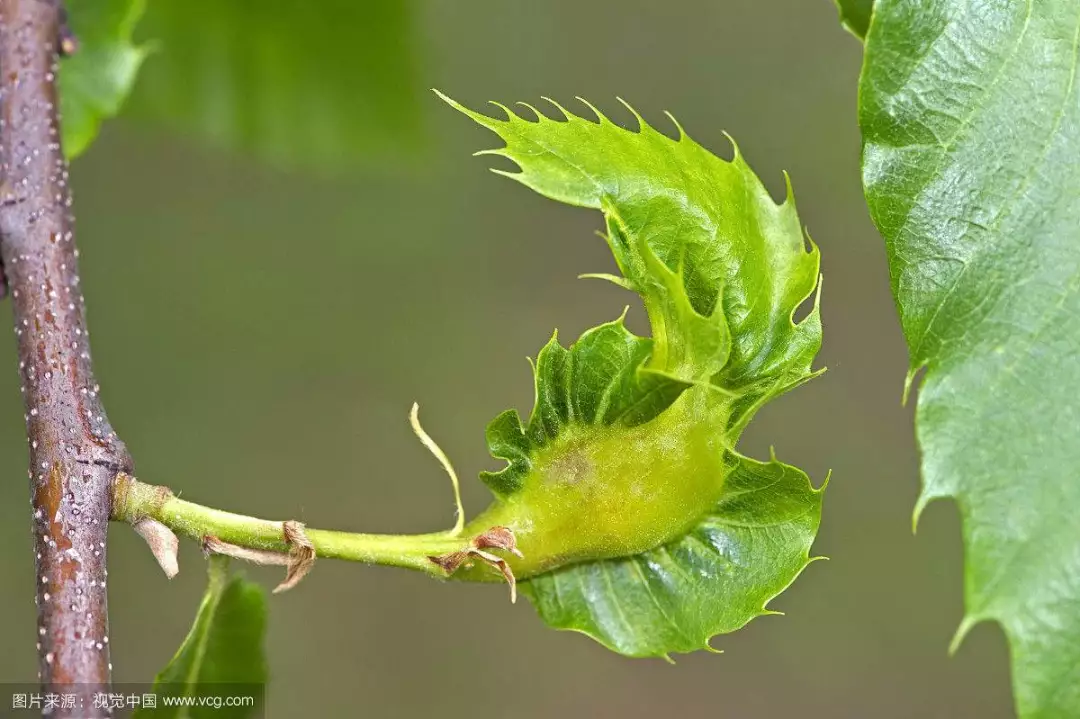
(0, 1), (1016, 717)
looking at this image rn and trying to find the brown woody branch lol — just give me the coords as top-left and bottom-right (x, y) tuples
(0, 0), (133, 709)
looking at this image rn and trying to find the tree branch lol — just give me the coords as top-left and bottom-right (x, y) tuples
(0, 0), (133, 705)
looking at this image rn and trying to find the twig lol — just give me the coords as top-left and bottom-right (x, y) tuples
(113, 477), (467, 576)
(112, 475), (524, 602)
(0, 0), (133, 706)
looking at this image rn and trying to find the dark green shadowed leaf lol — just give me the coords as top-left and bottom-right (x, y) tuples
(860, 2), (1080, 716)
(59, 0), (149, 158)
(125, 0), (421, 170)
(834, 0), (873, 39)
(136, 557), (267, 718)
(448, 95), (825, 657)
(522, 453), (825, 658)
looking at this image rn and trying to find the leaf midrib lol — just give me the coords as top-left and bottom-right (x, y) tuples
(179, 572), (229, 718)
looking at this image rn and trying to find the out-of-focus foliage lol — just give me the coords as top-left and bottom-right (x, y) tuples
(127, 0), (420, 169)
(59, 0), (149, 158)
(60, 0), (420, 168)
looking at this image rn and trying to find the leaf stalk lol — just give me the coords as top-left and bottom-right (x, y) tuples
(112, 475), (485, 579)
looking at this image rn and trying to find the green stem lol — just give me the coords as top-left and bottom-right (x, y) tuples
(112, 475), (467, 577)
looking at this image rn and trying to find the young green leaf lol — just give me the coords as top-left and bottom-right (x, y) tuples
(834, 0), (873, 39)
(481, 318), (692, 498)
(523, 453), (824, 658)
(860, 2), (1080, 716)
(125, 0), (421, 169)
(444, 94), (825, 657)
(135, 557), (267, 718)
(58, 0), (149, 158)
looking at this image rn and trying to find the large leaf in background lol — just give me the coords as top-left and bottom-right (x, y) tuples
(126, 0), (421, 169)
(59, 0), (149, 158)
(135, 558), (267, 718)
(860, 2), (1080, 717)
(448, 95), (825, 656)
(833, 0), (873, 39)
(524, 453), (824, 658)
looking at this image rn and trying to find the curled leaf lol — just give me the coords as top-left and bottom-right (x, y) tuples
(444, 95), (826, 657)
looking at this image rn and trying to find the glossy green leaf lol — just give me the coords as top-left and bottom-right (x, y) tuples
(59, 0), (149, 158)
(860, 2), (1080, 716)
(523, 452), (824, 658)
(126, 0), (421, 169)
(447, 95), (825, 656)
(834, 0), (873, 39)
(136, 557), (267, 718)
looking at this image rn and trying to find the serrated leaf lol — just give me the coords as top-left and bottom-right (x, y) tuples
(443, 93), (821, 415)
(480, 320), (691, 498)
(447, 95), (825, 657)
(859, 2), (1080, 717)
(125, 0), (421, 169)
(59, 0), (149, 158)
(522, 452), (824, 658)
(834, 0), (874, 39)
(135, 558), (267, 718)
